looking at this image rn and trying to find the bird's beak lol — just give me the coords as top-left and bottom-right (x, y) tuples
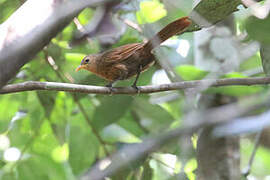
(75, 65), (82, 72)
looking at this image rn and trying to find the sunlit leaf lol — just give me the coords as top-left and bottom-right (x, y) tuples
(51, 143), (69, 163)
(175, 65), (208, 81)
(184, 158), (197, 180)
(65, 53), (86, 63)
(78, 8), (94, 25)
(136, 0), (167, 24)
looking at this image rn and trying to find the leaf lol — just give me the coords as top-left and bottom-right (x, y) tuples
(68, 126), (99, 175)
(189, 0), (241, 31)
(65, 53), (86, 63)
(93, 95), (133, 131)
(184, 158), (197, 180)
(118, 113), (146, 137)
(78, 8), (94, 26)
(36, 91), (57, 118)
(132, 97), (174, 131)
(245, 16), (270, 44)
(136, 0), (167, 24)
(142, 160), (153, 180)
(207, 73), (263, 96)
(260, 44), (270, 76)
(47, 92), (74, 144)
(16, 154), (67, 180)
(239, 54), (262, 71)
(175, 65), (208, 81)
(32, 121), (59, 156)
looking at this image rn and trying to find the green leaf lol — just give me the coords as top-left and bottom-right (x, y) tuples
(93, 95), (133, 131)
(189, 0), (241, 31)
(68, 126), (99, 175)
(78, 8), (94, 25)
(32, 121), (59, 156)
(132, 97), (174, 131)
(65, 53), (86, 63)
(175, 65), (208, 81)
(16, 154), (67, 180)
(0, 94), (25, 132)
(260, 44), (270, 76)
(142, 160), (153, 180)
(136, 0), (167, 24)
(245, 16), (270, 44)
(37, 91), (57, 118)
(239, 54), (262, 72)
(207, 73), (263, 96)
(118, 112), (146, 137)
(184, 158), (197, 180)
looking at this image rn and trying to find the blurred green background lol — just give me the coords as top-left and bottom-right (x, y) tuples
(1, 0), (270, 179)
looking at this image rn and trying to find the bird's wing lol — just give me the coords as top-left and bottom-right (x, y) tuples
(100, 43), (144, 63)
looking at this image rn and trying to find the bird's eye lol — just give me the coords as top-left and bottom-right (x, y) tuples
(85, 59), (89, 63)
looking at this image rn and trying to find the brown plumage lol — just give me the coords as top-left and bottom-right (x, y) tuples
(76, 16), (192, 88)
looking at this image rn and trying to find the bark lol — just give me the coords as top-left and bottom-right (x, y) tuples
(194, 9), (241, 179)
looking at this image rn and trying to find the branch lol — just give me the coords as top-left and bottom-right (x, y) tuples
(80, 92), (270, 180)
(0, 0), (112, 88)
(1, 77), (270, 94)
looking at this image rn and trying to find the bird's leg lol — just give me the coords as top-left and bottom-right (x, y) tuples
(132, 65), (142, 92)
(105, 81), (114, 94)
(106, 81), (113, 88)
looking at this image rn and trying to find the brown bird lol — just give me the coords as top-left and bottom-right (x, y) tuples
(76, 16), (192, 89)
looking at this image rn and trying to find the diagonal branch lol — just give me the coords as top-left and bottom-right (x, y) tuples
(0, 0), (112, 88)
(80, 91), (270, 180)
(0, 77), (270, 95)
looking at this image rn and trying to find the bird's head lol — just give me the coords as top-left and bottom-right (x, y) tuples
(75, 55), (96, 72)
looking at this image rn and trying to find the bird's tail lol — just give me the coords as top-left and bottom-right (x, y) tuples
(143, 16), (192, 52)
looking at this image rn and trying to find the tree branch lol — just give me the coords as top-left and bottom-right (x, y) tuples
(0, 77), (270, 95)
(80, 92), (270, 180)
(0, 0), (112, 88)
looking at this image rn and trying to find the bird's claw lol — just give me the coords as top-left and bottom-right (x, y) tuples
(105, 83), (114, 95)
(132, 84), (140, 94)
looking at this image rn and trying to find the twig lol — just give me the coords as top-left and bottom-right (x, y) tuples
(131, 110), (149, 134)
(1, 77), (270, 95)
(118, 16), (142, 33)
(242, 130), (262, 177)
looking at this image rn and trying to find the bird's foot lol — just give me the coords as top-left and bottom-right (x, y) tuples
(131, 84), (140, 94)
(105, 83), (114, 95)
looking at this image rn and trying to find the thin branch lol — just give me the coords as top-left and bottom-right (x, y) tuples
(80, 92), (270, 180)
(131, 110), (149, 134)
(1, 77), (270, 95)
(242, 130), (262, 177)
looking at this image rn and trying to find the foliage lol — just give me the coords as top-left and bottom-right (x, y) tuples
(1, 0), (270, 180)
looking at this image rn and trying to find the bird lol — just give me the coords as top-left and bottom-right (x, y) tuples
(75, 16), (192, 89)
